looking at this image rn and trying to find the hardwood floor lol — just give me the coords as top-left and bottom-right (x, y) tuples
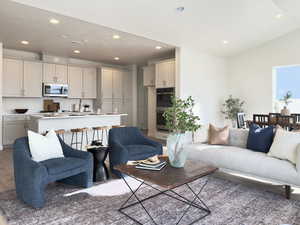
(0, 149), (14, 192)
(0, 147), (299, 201)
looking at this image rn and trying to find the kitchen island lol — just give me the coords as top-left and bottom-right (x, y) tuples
(28, 113), (128, 146)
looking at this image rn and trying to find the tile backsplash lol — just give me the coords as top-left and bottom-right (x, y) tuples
(3, 97), (94, 114)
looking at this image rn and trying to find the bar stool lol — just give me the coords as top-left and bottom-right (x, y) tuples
(111, 125), (126, 128)
(70, 128), (89, 150)
(92, 126), (109, 145)
(55, 129), (65, 141)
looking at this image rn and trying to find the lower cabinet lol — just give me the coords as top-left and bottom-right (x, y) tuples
(3, 118), (28, 146)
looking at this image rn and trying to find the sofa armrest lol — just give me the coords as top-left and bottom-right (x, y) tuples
(59, 138), (92, 160)
(109, 140), (129, 166)
(13, 138), (48, 187)
(296, 145), (300, 172)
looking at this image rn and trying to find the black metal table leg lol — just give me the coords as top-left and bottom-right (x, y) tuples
(118, 174), (211, 225)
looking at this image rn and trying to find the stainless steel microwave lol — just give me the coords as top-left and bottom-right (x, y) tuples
(43, 83), (68, 97)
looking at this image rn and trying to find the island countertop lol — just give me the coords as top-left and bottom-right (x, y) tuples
(30, 113), (128, 120)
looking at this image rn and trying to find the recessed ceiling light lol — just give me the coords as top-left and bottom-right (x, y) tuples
(114, 57), (120, 61)
(276, 13), (283, 19)
(176, 6), (185, 12)
(113, 34), (121, 39)
(222, 40), (229, 44)
(73, 50), (80, 54)
(155, 46), (162, 50)
(21, 40), (29, 45)
(49, 18), (60, 24)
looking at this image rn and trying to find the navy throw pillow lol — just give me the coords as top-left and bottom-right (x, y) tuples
(246, 124), (274, 153)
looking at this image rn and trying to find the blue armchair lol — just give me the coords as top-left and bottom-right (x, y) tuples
(109, 127), (163, 176)
(13, 137), (93, 208)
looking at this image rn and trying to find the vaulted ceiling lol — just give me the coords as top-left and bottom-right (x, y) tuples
(11, 0), (300, 57)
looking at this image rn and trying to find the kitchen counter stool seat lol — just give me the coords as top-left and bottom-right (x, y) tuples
(70, 127), (89, 150)
(92, 126), (109, 145)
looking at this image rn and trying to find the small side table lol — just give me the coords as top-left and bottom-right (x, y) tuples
(87, 146), (109, 182)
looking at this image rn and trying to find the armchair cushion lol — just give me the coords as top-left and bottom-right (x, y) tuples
(126, 145), (161, 161)
(40, 157), (87, 175)
(28, 130), (64, 162)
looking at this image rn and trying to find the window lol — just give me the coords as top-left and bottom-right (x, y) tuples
(274, 65), (300, 112)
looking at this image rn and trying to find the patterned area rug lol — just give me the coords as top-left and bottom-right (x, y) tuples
(0, 177), (300, 225)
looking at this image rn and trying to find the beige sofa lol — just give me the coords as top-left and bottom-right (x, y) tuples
(185, 128), (300, 198)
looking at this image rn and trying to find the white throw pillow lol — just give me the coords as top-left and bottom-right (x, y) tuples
(28, 130), (64, 162)
(268, 128), (299, 164)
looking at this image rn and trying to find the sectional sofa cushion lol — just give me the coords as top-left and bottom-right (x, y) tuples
(28, 130), (64, 162)
(185, 143), (300, 186)
(268, 128), (300, 164)
(246, 124), (274, 153)
(208, 124), (229, 145)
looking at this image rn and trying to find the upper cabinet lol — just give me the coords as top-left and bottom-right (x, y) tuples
(68, 66), (83, 98)
(143, 65), (155, 86)
(68, 66), (97, 99)
(23, 61), (43, 97)
(112, 70), (123, 99)
(155, 59), (175, 88)
(101, 68), (113, 99)
(3, 59), (42, 97)
(3, 58), (24, 97)
(43, 63), (68, 84)
(83, 68), (97, 99)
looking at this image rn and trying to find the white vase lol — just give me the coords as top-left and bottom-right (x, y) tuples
(167, 133), (189, 168)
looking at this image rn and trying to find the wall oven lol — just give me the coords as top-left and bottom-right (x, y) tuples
(156, 88), (175, 131)
(43, 83), (68, 97)
(156, 88), (174, 108)
(156, 107), (168, 131)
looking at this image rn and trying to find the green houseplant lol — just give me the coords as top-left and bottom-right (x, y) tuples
(280, 91), (292, 115)
(221, 95), (245, 127)
(163, 96), (201, 167)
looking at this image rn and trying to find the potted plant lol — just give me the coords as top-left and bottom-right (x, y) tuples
(221, 95), (245, 127)
(280, 91), (292, 115)
(163, 96), (201, 168)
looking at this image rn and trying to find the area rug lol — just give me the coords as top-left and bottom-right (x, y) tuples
(65, 176), (142, 197)
(0, 177), (300, 225)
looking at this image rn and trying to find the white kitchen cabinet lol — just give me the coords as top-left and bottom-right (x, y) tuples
(55, 64), (68, 84)
(155, 59), (175, 88)
(122, 71), (133, 99)
(3, 116), (29, 146)
(101, 100), (113, 113)
(143, 65), (155, 86)
(43, 63), (68, 84)
(112, 70), (123, 99)
(23, 61), (43, 97)
(122, 99), (133, 126)
(83, 67), (97, 99)
(68, 66), (97, 99)
(101, 68), (113, 99)
(3, 58), (24, 97)
(68, 66), (83, 98)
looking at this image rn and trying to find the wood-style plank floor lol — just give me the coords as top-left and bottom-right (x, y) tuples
(0, 147), (299, 200)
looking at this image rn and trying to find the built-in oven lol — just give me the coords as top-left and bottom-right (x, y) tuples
(43, 83), (68, 97)
(156, 107), (168, 131)
(156, 88), (174, 108)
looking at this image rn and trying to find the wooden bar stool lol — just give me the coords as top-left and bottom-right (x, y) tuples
(92, 126), (109, 145)
(55, 129), (65, 141)
(70, 128), (89, 150)
(111, 125), (126, 128)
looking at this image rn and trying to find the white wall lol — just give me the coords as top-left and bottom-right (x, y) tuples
(178, 47), (228, 126)
(0, 43), (3, 150)
(228, 28), (300, 119)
